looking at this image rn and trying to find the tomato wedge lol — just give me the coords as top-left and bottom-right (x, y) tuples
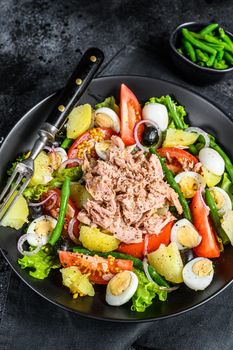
(157, 147), (198, 174)
(120, 83), (142, 145)
(42, 189), (79, 237)
(59, 251), (133, 284)
(67, 127), (115, 160)
(117, 221), (174, 259)
(190, 190), (220, 258)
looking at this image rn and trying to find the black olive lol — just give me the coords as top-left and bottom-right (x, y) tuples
(142, 126), (159, 147)
(29, 205), (43, 219)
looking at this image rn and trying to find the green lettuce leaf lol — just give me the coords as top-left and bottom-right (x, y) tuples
(95, 96), (116, 110)
(146, 96), (188, 129)
(7, 153), (27, 176)
(221, 172), (233, 205)
(131, 269), (167, 312)
(18, 248), (60, 279)
(23, 166), (83, 201)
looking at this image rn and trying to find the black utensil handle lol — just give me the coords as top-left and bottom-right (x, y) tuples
(46, 47), (104, 130)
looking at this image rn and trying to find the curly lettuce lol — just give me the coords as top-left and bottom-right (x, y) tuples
(95, 96), (116, 110)
(23, 166), (83, 201)
(146, 96), (188, 129)
(131, 269), (167, 312)
(18, 248), (60, 279)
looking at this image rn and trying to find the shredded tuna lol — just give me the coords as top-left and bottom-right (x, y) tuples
(77, 136), (183, 243)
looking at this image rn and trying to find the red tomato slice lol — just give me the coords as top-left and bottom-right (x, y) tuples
(42, 189), (79, 237)
(117, 221), (174, 259)
(157, 147), (198, 174)
(120, 83), (142, 145)
(190, 190), (220, 258)
(59, 251), (133, 284)
(67, 128), (115, 160)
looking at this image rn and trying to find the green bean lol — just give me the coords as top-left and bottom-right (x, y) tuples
(72, 247), (170, 287)
(206, 53), (217, 67)
(219, 28), (233, 49)
(151, 150), (192, 222)
(196, 49), (209, 62)
(217, 50), (224, 61)
(61, 137), (72, 150)
(48, 177), (70, 246)
(206, 42), (225, 52)
(210, 140), (233, 182)
(188, 144), (198, 155)
(203, 34), (233, 53)
(224, 51), (233, 65)
(165, 95), (184, 129)
(182, 28), (217, 55)
(200, 23), (219, 36)
(183, 40), (196, 62)
(205, 189), (229, 245)
(213, 59), (229, 70)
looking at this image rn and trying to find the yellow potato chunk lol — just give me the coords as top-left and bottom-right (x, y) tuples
(163, 129), (198, 147)
(66, 104), (92, 139)
(61, 266), (95, 298)
(147, 242), (184, 283)
(70, 183), (92, 209)
(1, 192), (29, 229)
(202, 166), (221, 187)
(29, 151), (52, 186)
(79, 225), (120, 252)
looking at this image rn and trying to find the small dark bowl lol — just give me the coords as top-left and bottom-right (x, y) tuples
(169, 22), (233, 84)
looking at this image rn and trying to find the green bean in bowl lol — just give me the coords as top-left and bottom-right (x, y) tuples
(178, 23), (233, 70)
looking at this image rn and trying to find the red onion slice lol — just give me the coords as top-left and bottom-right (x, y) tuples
(17, 233), (42, 256)
(68, 217), (79, 244)
(143, 234), (149, 257)
(28, 193), (57, 207)
(186, 127), (210, 148)
(58, 158), (81, 172)
(133, 119), (162, 152)
(43, 146), (54, 153)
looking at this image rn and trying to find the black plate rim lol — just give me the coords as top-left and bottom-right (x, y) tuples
(1, 74), (233, 323)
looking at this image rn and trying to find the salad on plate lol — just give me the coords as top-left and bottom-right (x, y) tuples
(1, 83), (233, 312)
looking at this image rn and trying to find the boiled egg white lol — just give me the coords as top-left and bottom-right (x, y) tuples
(95, 140), (111, 160)
(182, 257), (214, 291)
(175, 171), (205, 198)
(48, 147), (68, 170)
(95, 107), (120, 133)
(199, 148), (225, 176)
(142, 103), (168, 132)
(209, 187), (232, 216)
(26, 215), (57, 246)
(171, 218), (202, 250)
(106, 270), (138, 306)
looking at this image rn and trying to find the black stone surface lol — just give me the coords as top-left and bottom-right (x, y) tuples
(1, 1), (233, 349)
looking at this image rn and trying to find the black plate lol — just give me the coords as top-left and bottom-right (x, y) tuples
(0, 75), (233, 322)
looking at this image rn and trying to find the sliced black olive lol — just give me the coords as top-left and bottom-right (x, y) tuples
(29, 205), (43, 219)
(142, 126), (159, 147)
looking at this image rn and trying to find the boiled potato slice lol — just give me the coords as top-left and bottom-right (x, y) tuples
(61, 266), (95, 297)
(202, 166), (221, 187)
(147, 242), (184, 283)
(70, 183), (92, 209)
(29, 151), (53, 186)
(1, 192), (29, 229)
(67, 104), (92, 139)
(221, 210), (233, 245)
(79, 225), (120, 252)
(163, 129), (198, 147)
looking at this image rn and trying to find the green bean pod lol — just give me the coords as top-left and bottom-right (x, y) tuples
(183, 40), (196, 62)
(210, 140), (233, 183)
(224, 51), (233, 65)
(182, 28), (217, 55)
(49, 176), (71, 246)
(219, 28), (233, 49)
(200, 23), (219, 36)
(205, 189), (229, 245)
(165, 95), (184, 129)
(196, 49), (209, 62)
(61, 137), (73, 150)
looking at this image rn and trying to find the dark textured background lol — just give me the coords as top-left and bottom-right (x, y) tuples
(1, 1), (233, 349)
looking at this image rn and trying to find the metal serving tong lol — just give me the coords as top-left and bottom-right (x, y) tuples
(0, 48), (104, 222)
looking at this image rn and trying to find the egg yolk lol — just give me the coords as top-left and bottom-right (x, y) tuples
(109, 271), (131, 296)
(179, 176), (198, 198)
(177, 226), (200, 248)
(35, 220), (54, 236)
(210, 190), (224, 210)
(192, 259), (213, 277)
